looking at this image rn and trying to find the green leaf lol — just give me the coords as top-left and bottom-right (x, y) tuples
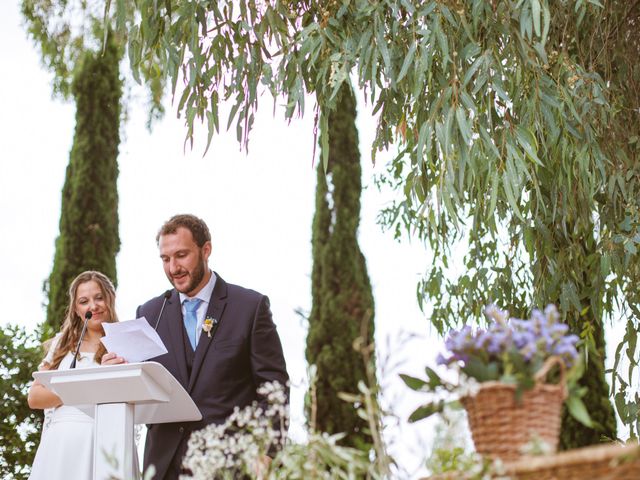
(515, 126), (543, 166)
(425, 366), (446, 388)
(434, 17), (449, 64)
(487, 172), (500, 220)
(399, 373), (429, 391)
(416, 122), (430, 161)
(320, 112), (329, 173)
(408, 400), (445, 423)
(615, 392), (629, 423)
(625, 322), (638, 386)
(462, 55), (484, 88)
(625, 240), (638, 255)
(541, 2), (551, 44)
(375, 24), (391, 74)
(462, 357), (500, 382)
(566, 396), (594, 427)
(502, 172), (525, 222)
(531, 0), (541, 37)
(397, 42), (417, 84)
(455, 106), (472, 144)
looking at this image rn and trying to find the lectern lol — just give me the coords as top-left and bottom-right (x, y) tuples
(34, 362), (201, 480)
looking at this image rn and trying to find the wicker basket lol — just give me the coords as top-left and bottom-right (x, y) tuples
(503, 442), (640, 480)
(426, 442), (640, 480)
(461, 356), (566, 461)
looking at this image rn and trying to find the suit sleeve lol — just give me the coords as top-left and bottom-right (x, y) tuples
(250, 295), (290, 451)
(250, 295), (289, 391)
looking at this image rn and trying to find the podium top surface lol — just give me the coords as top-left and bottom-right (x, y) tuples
(34, 361), (202, 424)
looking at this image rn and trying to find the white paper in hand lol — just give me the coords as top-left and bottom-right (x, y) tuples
(101, 317), (168, 363)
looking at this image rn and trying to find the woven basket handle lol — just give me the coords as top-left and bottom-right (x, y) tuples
(534, 355), (567, 399)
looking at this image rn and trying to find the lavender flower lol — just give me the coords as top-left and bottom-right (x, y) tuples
(440, 304), (580, 381)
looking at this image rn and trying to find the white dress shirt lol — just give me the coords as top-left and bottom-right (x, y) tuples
(179, 270), (217, 347)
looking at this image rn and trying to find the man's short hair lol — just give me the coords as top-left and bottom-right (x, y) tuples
(157, 214), (211, 247)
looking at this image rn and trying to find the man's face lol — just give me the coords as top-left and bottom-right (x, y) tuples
(159, 227), (211, 296)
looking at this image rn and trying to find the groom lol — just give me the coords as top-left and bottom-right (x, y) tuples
(104, 214), (289, 479)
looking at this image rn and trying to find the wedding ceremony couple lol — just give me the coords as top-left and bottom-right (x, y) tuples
(27, 214), (290, 479)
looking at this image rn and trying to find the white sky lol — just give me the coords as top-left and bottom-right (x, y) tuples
(2, 1), (634, 475)
(0, 1), (443, 477)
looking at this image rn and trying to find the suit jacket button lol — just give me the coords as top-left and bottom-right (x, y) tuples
(178, 426), (184, 433)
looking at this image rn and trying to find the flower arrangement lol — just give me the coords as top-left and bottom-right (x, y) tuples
(402, 304), (592, 427)
(180, 381), (378, 479)
(182, 381), (288, 478)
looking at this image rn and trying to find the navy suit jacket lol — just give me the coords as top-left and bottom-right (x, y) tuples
(138, 273), (289, 479)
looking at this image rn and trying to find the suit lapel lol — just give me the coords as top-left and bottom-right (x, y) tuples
(164, 290), (190, 388)
(188, 274), (228, 392)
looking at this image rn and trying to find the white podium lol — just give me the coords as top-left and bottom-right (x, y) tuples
(34, 362), (201, 480)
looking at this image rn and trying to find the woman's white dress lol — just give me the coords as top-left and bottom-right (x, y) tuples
(29, 337), (98, 480)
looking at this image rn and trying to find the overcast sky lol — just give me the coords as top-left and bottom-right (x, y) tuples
(0, 1), (445, 476)
(2, 2), (634, 476)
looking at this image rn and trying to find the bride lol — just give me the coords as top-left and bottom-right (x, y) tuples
(28, 271), (119, 480)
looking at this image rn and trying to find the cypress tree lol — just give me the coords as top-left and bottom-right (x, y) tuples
(306, 84), (375, 450)
(45, 35), (122, 330)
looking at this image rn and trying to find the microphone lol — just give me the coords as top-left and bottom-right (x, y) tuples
(154, 290), (172, 330)
(69, 311), (92, 369)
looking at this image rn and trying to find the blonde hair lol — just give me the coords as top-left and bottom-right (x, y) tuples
(46, 271), (118, 369)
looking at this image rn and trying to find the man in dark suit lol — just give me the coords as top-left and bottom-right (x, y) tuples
(103, 214), (289, 479)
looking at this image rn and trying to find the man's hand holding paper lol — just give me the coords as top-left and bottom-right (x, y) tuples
(101, 317), (168, 364)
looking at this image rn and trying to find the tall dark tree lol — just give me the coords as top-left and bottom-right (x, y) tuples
(45, 35), (122, 329)
(21, 1), (164, 332)
(306, 84), (375, 450)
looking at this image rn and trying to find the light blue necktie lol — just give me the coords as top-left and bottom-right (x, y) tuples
(183, 298), (202, 350)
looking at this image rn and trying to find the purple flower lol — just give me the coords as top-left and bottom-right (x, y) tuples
(439, 304), (578, 380)
(531, 308), (547, 327)
(445, 325), (473, 352)
(552, 334), (579, 364)
(549, 323), (569, 336)
(541, 330), (554, 350)
(544, 304), (560, 323)
(435, 353), (448, 365)
(520, 341), (538, 360)
(487, 331), (509, 354)
(513, 330), (535, 349)
(474, 331), (491, 349)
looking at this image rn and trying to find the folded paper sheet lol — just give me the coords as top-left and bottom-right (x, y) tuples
(101, 317), (168, 363)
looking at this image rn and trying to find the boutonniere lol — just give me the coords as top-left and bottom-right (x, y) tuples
(202, 317), (218, 337)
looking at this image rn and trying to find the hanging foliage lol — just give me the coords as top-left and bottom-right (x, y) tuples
(112, 0), (639, 441)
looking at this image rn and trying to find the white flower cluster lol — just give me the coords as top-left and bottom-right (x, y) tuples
(454, 372), (482, 399)
(180, 381), (289, 479)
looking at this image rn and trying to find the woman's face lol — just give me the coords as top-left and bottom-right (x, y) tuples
(74, 280), (110, 331)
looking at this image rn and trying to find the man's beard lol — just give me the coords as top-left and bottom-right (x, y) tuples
(172, 251), (206, 295)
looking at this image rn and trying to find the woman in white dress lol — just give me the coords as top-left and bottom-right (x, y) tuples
(28, 270), (118, 480)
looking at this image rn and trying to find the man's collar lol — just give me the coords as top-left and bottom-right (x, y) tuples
(179, 270), (217, 305)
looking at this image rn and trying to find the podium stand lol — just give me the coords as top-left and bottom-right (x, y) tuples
(34, 362), (201, 480)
